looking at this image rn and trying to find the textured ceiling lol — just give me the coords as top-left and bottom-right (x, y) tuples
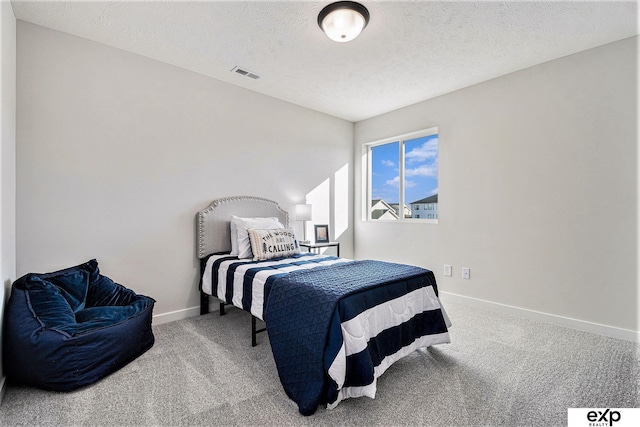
(10, 0), (639, 122)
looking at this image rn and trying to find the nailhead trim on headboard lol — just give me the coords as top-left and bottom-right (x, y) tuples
(196, 196), (289, 259)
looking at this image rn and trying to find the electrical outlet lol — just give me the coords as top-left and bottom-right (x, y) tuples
(462, 267), (470, 279)
(444, 264), (452, 277)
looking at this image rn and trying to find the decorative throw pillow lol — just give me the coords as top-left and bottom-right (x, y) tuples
(248, 228), (300, 261)
(231, 216), (284, 259)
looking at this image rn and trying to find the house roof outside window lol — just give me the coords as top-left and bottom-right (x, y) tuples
(411, 194), (438, 205)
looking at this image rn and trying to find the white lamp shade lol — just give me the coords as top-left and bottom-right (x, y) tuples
(295, 204), (313, 221)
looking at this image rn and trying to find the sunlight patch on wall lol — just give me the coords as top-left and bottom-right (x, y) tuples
(334, 163), (349, 239)
(306, 178), (330, 240)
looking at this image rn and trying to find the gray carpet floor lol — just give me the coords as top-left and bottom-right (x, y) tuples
(1, 300), (638, 426)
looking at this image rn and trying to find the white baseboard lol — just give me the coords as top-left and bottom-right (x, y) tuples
(440, 292), (639, 343)
(152, 302), (220, 325)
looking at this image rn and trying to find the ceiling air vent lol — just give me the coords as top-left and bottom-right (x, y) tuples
(231, 66), (261, 80)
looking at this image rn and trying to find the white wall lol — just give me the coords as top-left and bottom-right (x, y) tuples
(16, 22), (353, 321)
(355, 37), (638, 338)
(12, 21), (638, 342)
(0, 0), (17, 401)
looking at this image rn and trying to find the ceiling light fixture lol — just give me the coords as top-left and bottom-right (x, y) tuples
(318, 1), (370, 43)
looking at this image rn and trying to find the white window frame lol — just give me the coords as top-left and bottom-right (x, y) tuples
(363, 127), (438, 223)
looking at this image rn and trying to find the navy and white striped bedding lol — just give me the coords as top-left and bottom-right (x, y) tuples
(200, 253), (451, 413)
(325, 273), (451, 410)
(200, 253), (349, 319)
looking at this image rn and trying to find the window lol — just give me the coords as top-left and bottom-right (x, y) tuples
(365, 128), (438, 222)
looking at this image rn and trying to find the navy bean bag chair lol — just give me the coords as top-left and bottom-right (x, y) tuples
(3, 259), (155, 391)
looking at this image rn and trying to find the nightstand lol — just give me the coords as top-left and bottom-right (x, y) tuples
(299, 241), (340, 257)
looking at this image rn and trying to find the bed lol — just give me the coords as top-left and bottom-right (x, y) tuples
(197, 196), (451, 415)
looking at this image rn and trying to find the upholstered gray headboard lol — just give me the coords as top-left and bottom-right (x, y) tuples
(196, 196), (289, 259)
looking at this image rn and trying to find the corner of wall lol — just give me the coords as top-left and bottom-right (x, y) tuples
(1, 0), (18, 406)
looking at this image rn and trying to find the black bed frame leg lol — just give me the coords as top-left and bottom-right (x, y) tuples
(200, 293), (209, 315)
(251, 316), (267, 347)
(203, 290), (263, 347)
(252, 316), (258, 347)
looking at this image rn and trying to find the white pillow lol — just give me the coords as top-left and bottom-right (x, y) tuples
(230, 220), (239, 255)
(248, 228), (300, 261)
(231, 216), (284, 259)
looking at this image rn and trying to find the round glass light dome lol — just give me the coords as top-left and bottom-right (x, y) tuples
(318, 2), (370, 43)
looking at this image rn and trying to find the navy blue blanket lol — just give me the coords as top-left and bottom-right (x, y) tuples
(264, 260), (435, 415)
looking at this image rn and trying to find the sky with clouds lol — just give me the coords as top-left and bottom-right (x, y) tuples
(371, 133), (438, 205)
